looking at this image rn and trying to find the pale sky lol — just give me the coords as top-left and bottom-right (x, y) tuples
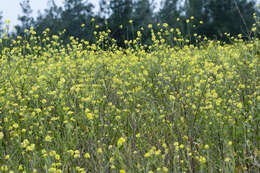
(0, 0), (100, 27)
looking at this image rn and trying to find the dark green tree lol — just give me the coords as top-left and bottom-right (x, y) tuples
(159, 0), (181, 27)
(60, 0), (94, 41)
(204, 0), (256, 38)
(179, 0), (257, 40)
(182, 0), (208, 39)
(131, 0), (155, 45)
(33, 0), (94, 42)
(34, 0), (63, 36)
(105, 0), (134, 46)
(185, 0), (204, 19)
(133, 0), (155, 27)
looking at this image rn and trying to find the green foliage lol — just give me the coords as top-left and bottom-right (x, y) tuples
(204, 0), (256, 38)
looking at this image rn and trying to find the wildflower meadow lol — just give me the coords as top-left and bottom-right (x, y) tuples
(0, 18), (259, 173)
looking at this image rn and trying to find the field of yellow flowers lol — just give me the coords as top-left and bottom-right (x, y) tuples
(0, 24), (259, 173)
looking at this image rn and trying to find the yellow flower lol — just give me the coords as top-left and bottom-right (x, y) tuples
(55, 154), (60, 160)
(117, 137), (126, 147)
(18, 165), (23, 171)
(97, 148), (102, 153)
(5, 20), (11, 24)
(251, 27), (257, 32)
(21, 139), (29, 148)
(162, 167), (168, 172)
(179, 144), (184, 149)
(74, 150), (80, 158)
(84, 153), (90, 159)
(81, 24), (85, 27)
(237, 102), (243, 109)
(129, 20), (133, 24)
(155, 150), (161, 155)
(120, 169), (126, 173)
(163, 23), (168, 28)
(86, 113), (94, 120)
(26, 144), (35, 151)
(49, 150), (57, 156)
(13, 123), (19, 128)
(45, 135), (52, 142)
(144, 152), (150, 158)
(225, 157), (230, 162)
(199, 156), (206, 164)
(48, 167), (57, 173)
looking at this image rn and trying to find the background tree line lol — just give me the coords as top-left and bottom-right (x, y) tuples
(0, 0), (259, 46)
